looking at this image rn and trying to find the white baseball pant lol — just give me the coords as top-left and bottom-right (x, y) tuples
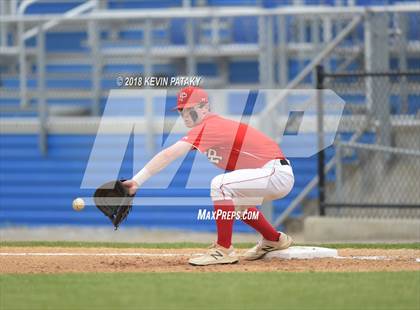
(210, 159), (294, 207)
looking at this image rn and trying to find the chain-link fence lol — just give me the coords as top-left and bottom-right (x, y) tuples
(318, 68), (420, 218)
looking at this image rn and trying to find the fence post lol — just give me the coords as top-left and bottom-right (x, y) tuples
(277, 15), (287, 87)
(0, 0), (6, 47)
(316, 65), (326, 216)
(88, 19), (100, 116)
(144, 19), (155, 156)
(335, 137), (343, 201)
(186, 14), (195, 76)
(37, 25), (48, 155)
(266, 15), (275, 87)
(364, 11), (391, 148)
(18, 19), (28, 108)
(258, 15), (267, 86)
(396, 13), (408, 114)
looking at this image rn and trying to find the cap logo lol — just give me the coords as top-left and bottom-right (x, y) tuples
(179, 92), (188, 101)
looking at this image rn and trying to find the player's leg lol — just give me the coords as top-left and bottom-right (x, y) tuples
(208, 169), (275, 253)
(242, 160), (295, 259)
(189, 160), (294, 265)
(210, 160), (294, 205)
(241, 206), (280, 241)
(206, 168), (275, 252)
(210, 159), (295, 260)
(238, 205), (293, 260)
(213, 200), (235, 248)
(188, 199), (239, 266)
(190, 153), (280, 266)
(242, 211), (294, 260)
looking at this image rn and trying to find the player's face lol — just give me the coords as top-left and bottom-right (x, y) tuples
(179, 107), (202, 128)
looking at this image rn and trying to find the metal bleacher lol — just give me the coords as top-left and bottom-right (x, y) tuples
(1, 1), (420, 114)
(0, 0), (419, 229)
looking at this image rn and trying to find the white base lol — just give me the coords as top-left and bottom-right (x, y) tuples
(264, 246), (338, 260)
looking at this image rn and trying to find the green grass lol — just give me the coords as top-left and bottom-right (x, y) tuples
(1, 242), (418, 309)
(1, 241), (419, 249)
(1, 272), (419, 310)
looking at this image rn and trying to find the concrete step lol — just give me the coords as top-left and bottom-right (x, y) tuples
(304, 216), (420, 242)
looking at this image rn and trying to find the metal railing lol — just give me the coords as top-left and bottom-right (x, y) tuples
(318, 70), (420, 218)
(330, 140), (420, 206)
(13, 0), (98, 154)
(325, 140), (420, 219)
(271, 8), (420, 224)
(272, 66), (420, 226)
(17, 0), (97, 109)
(260, 13), (365, 223)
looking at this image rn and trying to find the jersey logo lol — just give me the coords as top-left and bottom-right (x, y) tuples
(206, 149), (222, 164)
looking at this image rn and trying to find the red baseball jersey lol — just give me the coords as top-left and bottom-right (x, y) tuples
(181, 114), (285, 171)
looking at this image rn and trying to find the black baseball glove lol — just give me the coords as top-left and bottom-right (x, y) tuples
(93, 180), (134, 230)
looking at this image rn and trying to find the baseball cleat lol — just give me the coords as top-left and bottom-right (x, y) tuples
(189, 243), (239, 266)
(243, 232), (293, 261)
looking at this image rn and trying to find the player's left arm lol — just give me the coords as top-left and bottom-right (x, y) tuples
(123, 140), (192, 195)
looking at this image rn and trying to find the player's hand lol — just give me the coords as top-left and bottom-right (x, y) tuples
(122, 179), (139, 196)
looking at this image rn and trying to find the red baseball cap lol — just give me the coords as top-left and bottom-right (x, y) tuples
(174, 86), (208, 111)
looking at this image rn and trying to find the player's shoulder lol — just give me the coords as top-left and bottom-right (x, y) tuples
(206, 115), (251, 136)
(205, 113), (234, 126)
(185, 114), (227, 137)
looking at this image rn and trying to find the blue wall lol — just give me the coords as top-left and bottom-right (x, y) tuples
(0, 133), (329, 230)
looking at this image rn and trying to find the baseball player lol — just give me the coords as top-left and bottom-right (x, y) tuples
(123, 86), (294, 266)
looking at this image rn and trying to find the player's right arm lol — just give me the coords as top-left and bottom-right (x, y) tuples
(123, 141), (192, 195)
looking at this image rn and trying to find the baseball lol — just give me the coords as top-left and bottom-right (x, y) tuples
(72, 198), (85, 211)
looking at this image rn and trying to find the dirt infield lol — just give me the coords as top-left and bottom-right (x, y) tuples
(1, 247), (419, 273)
